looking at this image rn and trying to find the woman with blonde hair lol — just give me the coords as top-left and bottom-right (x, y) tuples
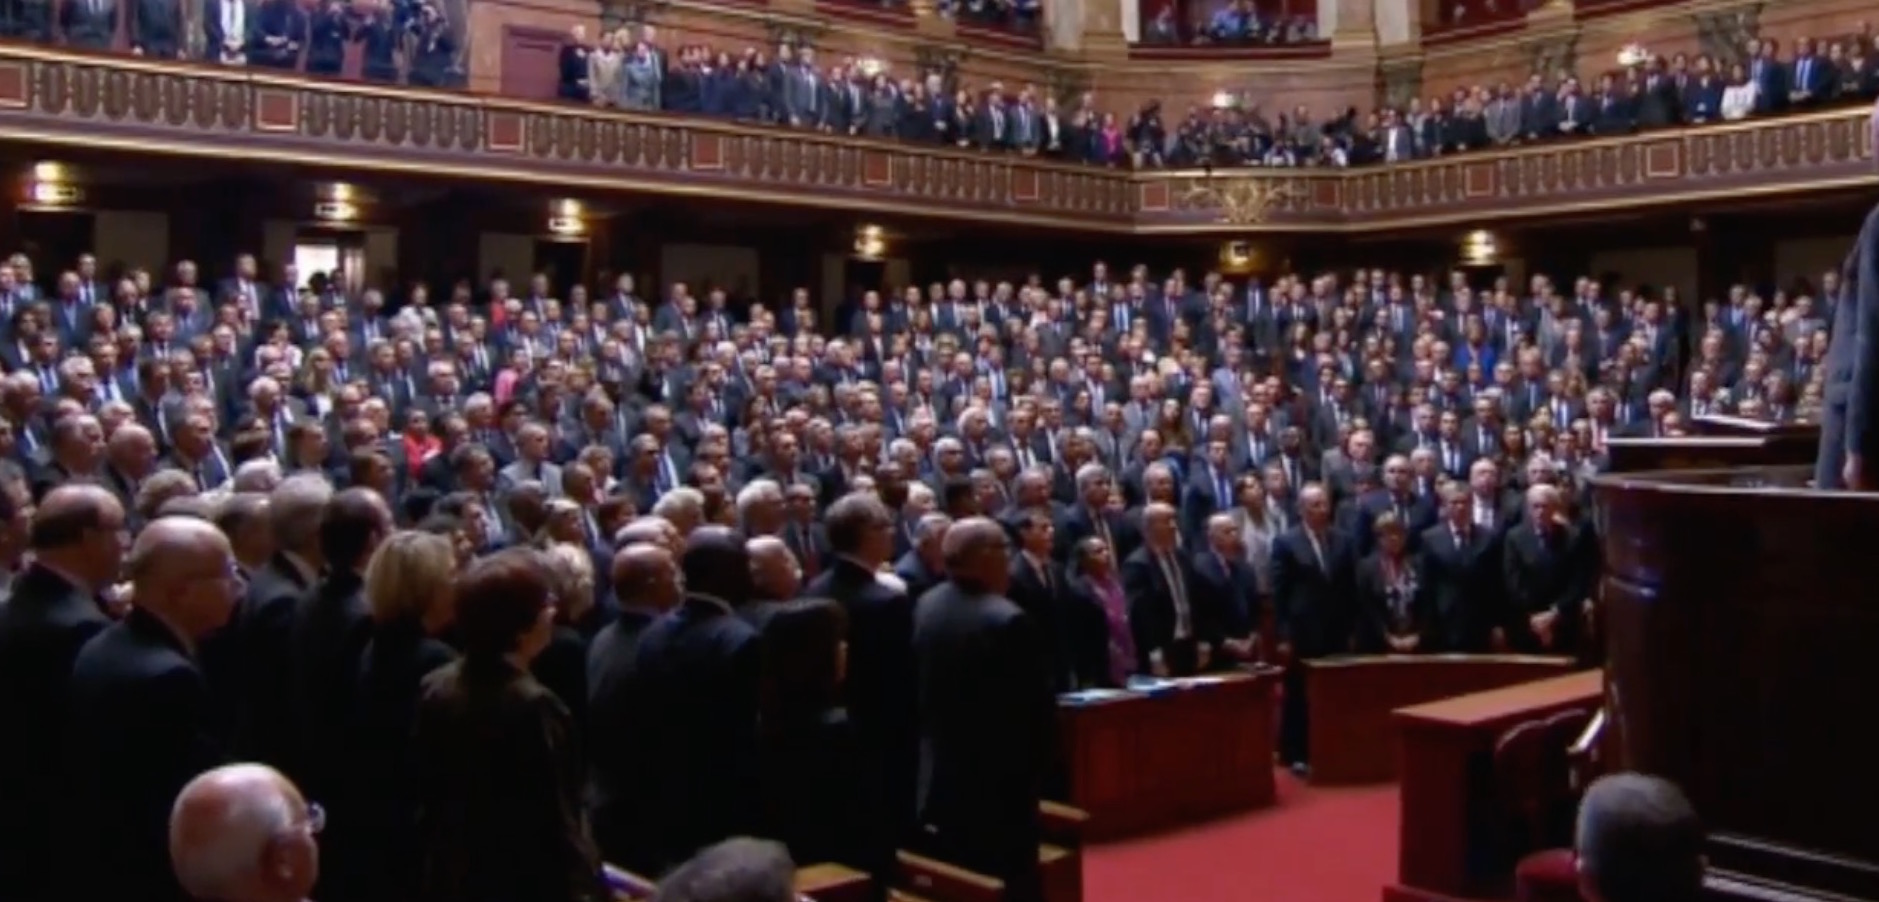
(339, 530), (461, 902)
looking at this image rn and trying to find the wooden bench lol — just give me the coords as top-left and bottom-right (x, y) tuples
(896, 802), (1089, 902)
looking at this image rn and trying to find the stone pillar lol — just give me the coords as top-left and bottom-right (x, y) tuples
(1077, 0), (1128, 60)
(1373, 0), (1416, 47)
(1330, 0), (1377, 48)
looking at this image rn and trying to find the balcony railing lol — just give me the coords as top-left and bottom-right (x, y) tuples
(0, 44), (1869, 235)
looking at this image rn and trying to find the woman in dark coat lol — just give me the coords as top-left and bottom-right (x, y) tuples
(411, 548), (608, 902)
(336, 530), (460, 902)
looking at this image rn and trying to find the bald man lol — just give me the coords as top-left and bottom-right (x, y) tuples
(587, 542), (684, 872)
(1815, 97), (1879, 491)
(0, 485), (125, 900)
(170, 764), (321, 902)
(1270, 483), (1357, 774)
(913, 516), (1052, 902)
(65, 516), (242, 902)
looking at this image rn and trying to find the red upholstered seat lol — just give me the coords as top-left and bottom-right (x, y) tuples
(1514, 848), (1581, 902)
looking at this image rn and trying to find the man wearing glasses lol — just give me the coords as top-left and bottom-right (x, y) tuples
(171, 763), (323, 902)
(62, 515), (244, 902)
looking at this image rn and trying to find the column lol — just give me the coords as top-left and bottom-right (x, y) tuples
(1075, 0), (1128, 58)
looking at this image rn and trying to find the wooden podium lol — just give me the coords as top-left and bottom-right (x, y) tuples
(1306, 655), (1575, 785)
(1593, 427), (1879, 901)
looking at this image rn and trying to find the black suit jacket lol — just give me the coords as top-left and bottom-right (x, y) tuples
(1121, 545), (1221, 674)
(336, 621), (457, 901)
(1007, 553), (1075, 692)
(1416, 523), (1503, 652)
(583, 607), (660, 870)
(804, 558), (920, 874)
(208, 551), (311, 762)
(911, 582), (1053, 884)
(1269, 527), (1358, 657)
(1501, 522), (1594, 652)
(284, 569), (375, 806)
(64, 609), (227, 902)
(1190, 548), (1260, 641)
(631, 595), (764, 871)
(0, 564), (110, 900)
(412, 658), (607, 902)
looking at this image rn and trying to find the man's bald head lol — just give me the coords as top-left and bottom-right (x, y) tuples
(30, 484), (125, 587)
(129, 516), (240, 641)
(611, 542), (682, 612)
(170, 763), (319, 902)
(746, 535), (801, 601)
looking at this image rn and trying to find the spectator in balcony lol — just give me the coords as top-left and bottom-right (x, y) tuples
(1683, 57), (1724, 124)
(1636, 58), (1681, 129)
(58, 0), (117, 49)
(1206, 0), (1252, 44)
(557, 24), (591, 103)
(1748, 37), (1785, 115)
(1485, 84), (1519, 145)
(251, 0), (304, 69)
(621, 38), (662, 112)
(357, 0), (401, 83)
(1789, 37), (1835, 108)
(594, 31), (632, 110)
(1838, 40), (1876, 99)
(1516, 74), (1557, 143)
(782, 47), (823, 130)
(304, 0), (347, 78)
(129, 0), (183, 58)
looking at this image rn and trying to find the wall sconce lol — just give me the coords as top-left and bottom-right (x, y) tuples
(1617, 43), (1648, 67)
(1218, 241), (1255, 273)
(1211, 90), (1238, 110)
(854, 224), (886, 260)
(1460, 230), (1499, 266)
(315, 201), (359, 222)
(857, 56), (886, 78)
(25, 160), (80, 208)
(548, 198), (586, 238)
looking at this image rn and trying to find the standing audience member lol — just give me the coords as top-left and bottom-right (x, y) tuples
(912, 516), (1055, 902)
(65, 516), (242, 902)
(804, 492), (919, 889)
(0, 485), (125, 902)
(633, 525), (765, 873)
(586, 540), (685, 873)
(169, 764), (323, 902)
(411, 548), (608, 902)
(341, 530), (460, 902)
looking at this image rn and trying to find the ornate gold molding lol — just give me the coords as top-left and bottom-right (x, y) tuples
(1178, 177), (1303, 225)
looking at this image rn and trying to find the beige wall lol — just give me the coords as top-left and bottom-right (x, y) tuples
(1588, 246), (1699, 294)
(92, 211), (170, 275)
(1774, 235), (1855, 288)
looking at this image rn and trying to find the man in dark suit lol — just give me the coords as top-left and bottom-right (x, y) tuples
(1122, 501), (1220, 677)
(1352, 454), (1437, 555)
(1006, 507), (1074, 692)
(282, 488), (390, 830)
(586, 541), (684, 873)
(1270, 483), (1357, 774)
(1501, 483), (1594, 655)
(803, 492), (918, 895)
(912, 516), (1053, 902)
(633, 526), (764, 873)
(1417, 484), (1504, 653)
(63, 516), (241, 902)
(1818, 109), (1879, 491)
(0, 485), (124, 902)
(209, 473), (330, 763)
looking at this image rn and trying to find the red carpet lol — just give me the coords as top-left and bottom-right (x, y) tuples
(1086, 770), (1399, 902)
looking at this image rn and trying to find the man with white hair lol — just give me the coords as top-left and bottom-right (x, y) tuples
(735, 479), (786, 537)
(230, 459), (284, 495)
(170, 763), (322, 902)
(1501, 481), (1593, 653)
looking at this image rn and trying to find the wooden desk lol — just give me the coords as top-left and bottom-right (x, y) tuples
(606, 862), (872, 902)
(1388, 670), (1603, 902)
(1057, 671), (1276, 841)
(1308, 655), (1575, 785)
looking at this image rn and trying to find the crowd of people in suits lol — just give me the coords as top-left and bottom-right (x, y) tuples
(0, 0), (464, 86)
(554, 23), (1879, 169)
(0, 239), (1843, 901)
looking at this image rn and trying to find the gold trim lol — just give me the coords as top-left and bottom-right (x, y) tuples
(0, 125), (1138, 233)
